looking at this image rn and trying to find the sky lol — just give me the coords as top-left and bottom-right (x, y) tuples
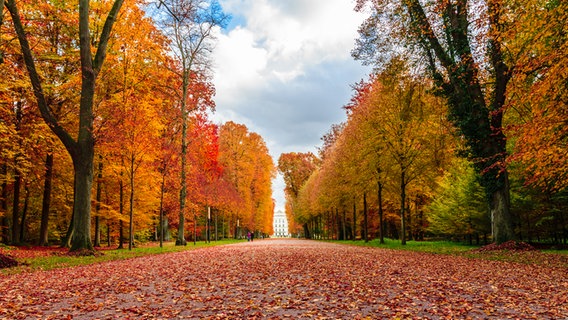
(210, 0), (371, 211)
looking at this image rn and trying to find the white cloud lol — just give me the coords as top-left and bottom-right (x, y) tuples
(211, 0), (371, 210)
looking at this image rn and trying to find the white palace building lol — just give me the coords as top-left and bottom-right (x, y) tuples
(272, 210), (290, 238)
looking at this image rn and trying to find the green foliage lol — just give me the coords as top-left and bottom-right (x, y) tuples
(426, 159), (490, 238)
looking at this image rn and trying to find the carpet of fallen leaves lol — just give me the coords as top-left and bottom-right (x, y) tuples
(1, 239), (567, 319)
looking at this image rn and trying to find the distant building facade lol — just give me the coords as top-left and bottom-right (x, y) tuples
(272, 210), (290, 237)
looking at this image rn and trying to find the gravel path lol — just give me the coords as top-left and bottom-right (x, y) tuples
(1, 239), (567, 319)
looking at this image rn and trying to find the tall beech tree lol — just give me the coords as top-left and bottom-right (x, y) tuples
(153, 0), (229, 246)
(6, 0), (125, 251)
(354, 0), (516, 243)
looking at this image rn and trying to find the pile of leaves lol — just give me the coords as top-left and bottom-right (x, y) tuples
(0, 253), (19, 269)
(474, 240), (536, 252)
(65, 248), (105, 257)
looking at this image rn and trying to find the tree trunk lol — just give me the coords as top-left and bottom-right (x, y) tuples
(400, 168), (407, 245)
(193, 212), (196, 245)
(177, 71), (189, 247)
(107, 221), (111, 247)
(94, 158), (103, 247)
(159, 172), (165, 248)
(491, 173), (515, 244)
(128, 159), (135, 251)
(378, 179), (385, 244)
(303, 223), (310, 239)
(118, 177), (124, 249)
(39, 152), (54, 246)
(352, 201), (356, 240)
(11, 168), (21, 245)
(407, 200), (412, 241)
(342, 208), (346, 241)
(1, 164), (9, 244)
(363, 192), (368, 243)
(61, 196), (74, 248)
(70, 151), (94, 252)
(19, 185), (29, 243)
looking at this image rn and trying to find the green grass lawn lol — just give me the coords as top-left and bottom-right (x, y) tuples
(1, 239), (242, 275)
(329, 238), (478, 254)
(328, 238), (568, 268)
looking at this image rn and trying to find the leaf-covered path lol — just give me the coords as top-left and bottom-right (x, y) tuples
(1, 239), (567, 319)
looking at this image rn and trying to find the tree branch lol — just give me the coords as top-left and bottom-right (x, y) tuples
(93, 0), (125, 73)
(405, 0), (453, 70)
(5, 0), (77, 155)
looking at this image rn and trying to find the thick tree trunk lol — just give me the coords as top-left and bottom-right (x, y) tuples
(491, 173), (515, 243)
(39, 153), (54, 246)
(70, 152), (94, 252)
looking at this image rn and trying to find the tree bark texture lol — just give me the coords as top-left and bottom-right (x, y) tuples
(400, 168), (407, 245)
(11, 169), (21, 245)
(1, 164), (9, 244)
(39, 153), (54, 246)
(377, 178), (385, 244)
(363, 193), (368, 243)
(94, 159), (102, 247)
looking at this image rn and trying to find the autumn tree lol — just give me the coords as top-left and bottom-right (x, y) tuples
(354, 0), (516, 243)
(5, 0), (125, 251)
(366, 60), (448, 244)
(152, 0), (229, 246)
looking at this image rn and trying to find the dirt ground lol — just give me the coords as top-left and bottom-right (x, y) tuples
(1, 239), (567, 319)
